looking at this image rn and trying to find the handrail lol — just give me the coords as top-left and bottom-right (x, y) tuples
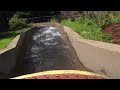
(21, 15), (59, 19)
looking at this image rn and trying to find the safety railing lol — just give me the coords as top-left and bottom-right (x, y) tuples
(22, 15), (59, 23)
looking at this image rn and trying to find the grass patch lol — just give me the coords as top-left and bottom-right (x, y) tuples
(50, 11), (120, 43)
(0, 27), (31, 50)
(0, 38), (13, 49)
(60, 17), (113, 43)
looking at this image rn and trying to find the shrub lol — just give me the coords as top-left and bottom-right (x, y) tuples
(9, 17), (29, 31)
(13, 12), (32, 18)
(52, 11), (120, 43)
(50, 17), (57, 22)
(61, 18), (113, 43)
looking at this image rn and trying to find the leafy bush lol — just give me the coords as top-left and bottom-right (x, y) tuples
(9, 17), (29, 31)
(0, 28), (30, 49)
(50, 17), (58, 22)
(79, 11), (120, 27)
(61, 18), (113, 43)
(13, 12), (32, 18)
(52, 11), (120, 43)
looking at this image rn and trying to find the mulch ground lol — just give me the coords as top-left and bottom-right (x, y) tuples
(101, 23), (120, 44)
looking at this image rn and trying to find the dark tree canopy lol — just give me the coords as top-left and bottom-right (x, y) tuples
(0, 11), (16, 31)
(0, 11), (60, 32)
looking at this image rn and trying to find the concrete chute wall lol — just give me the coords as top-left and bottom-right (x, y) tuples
(0, 33), (26, 78)
(64, 26), (120, 79)
(0, 22), (120, 79)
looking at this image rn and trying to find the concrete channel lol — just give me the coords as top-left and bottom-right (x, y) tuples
(13, 23), (88, 78)
(1, 22), (120, 79)
(0, 23), (88, 79)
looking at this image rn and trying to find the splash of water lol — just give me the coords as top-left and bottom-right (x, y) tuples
(33, 26), (61, 46)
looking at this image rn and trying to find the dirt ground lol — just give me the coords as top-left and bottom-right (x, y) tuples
(101, 23), (120, 44)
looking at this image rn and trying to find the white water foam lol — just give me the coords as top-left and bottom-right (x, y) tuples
(33, 26), (61, 46)
(42, 27), (61, 37)
(33, 33), (41, 40)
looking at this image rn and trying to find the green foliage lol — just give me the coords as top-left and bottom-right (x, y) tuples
(57, 11), (120, 43)
(13, 12), (32, 18)
(79, 11), (120, 28)
(61, 18), (113, 43)
(9, 17), (29, 31)
(0, 27), (30, 49)
(109, 12), (120, 23)
(0, 38), (13, 49)
(50, 17), (58, 22)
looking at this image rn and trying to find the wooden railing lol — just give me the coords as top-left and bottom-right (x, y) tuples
(22, 15), (59, 23)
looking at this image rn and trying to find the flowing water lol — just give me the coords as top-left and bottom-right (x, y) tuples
(13, 26), (87, 77)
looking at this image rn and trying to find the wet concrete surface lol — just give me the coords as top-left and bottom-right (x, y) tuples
(12, 26), (87, 77)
